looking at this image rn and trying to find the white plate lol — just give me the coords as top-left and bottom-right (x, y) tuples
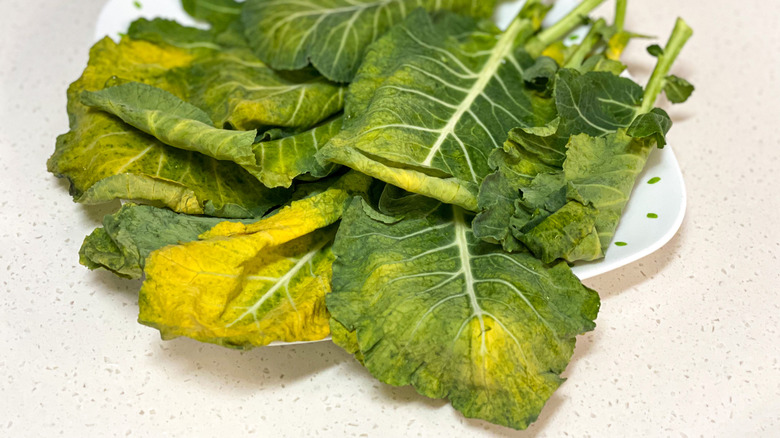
(94, 0), (686, 283)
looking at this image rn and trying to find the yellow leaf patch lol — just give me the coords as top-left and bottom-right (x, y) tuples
(138, 172), (372, 348)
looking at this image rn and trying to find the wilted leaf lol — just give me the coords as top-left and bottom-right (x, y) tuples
(80, 203), (245, 279)
(327, 196), (599, 429)
(138, 172), (372, 347)
(48, 38), (285, 218)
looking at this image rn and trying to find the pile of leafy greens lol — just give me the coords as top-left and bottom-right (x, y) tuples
(48, 0), (692, 430)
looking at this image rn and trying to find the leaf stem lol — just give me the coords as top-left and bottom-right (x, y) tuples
(564, 19), (606, 68)
(615, 0), (627, 31)
(640, 18), (693, 113)
(525, 0), (607, 57)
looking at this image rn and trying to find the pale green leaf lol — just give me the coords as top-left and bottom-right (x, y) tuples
(83, 81), (342, 188)
(125, 17), (347, 131)
(319, 10), (557, 210)
(183, 50), (346, 131)
(250, 116), (343, 188)
(81, 82), (258, 165)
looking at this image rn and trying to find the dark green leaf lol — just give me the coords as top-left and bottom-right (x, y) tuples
(554, 69), (643, 136)
(327, 197), (599, 430)
(626, 107), (672, 148)
(80, 203), (244, 278)
(241, 0), (496, 82)
(318, 10), (556, 211)
(182, 0), (242, 32)
(663, 74), (695, 104)
(523, 56), (559, 92)
(646, 44), (664, 57)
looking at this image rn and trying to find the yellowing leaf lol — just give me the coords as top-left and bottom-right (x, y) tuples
(541, 41), (567, 65)
(606, 31), (631, 60)
(48, 37), (286, 218)
(138, 172), (372, 348)
(140, 228), (336, 348)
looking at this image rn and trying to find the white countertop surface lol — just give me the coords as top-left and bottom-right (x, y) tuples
(1, 1), (779, 436)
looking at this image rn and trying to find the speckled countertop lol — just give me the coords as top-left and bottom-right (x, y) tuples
(1, 1), (779, 437)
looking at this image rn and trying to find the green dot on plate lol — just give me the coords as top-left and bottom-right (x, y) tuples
(647, 213), (658, 219)
(647, 177), (661, 184)
(614, 241), (628, 247)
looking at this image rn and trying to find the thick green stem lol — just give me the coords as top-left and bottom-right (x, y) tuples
(615, 0), (627, 31)
(525, 0), (607, 57)
(640, 18), (693, 113)
(564, 19), (606, 68)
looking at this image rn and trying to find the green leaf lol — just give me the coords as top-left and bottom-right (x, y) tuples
(663, 74), (695, 104)
(327, 197), (599, 430)
(554, 69), (643, 136)
(476, 21), (693, 260)
(646, 44), (664, 57)
(476, 128), (657, 262)
(523, 56), (559, 92)
(515, 199), (603, 264)
(241, 0), (496, 83)
(318, 10), (557, 211)
(250, 116), (343, 188)
(80, 203), (244, 279)
(182, 0), (242, 32)
(626, 107), (672, 148)
(330, 318), (364, 364)
(127, 18), (222, 50)
(182, 50), (345, 131)
(522, 131), (656, 261)
(125, 17), (347, 131)
(472, 128), (564, 252)
(83, 81), (343, 188)
(47, 38), (287, 218)
(581, 56), (627, 75)
(81, 82), (260, 164)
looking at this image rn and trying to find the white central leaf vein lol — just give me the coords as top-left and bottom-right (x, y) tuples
(420, 18), (527, 167)
(453, 207), (486, 354)
(226, 246), (322, 328)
